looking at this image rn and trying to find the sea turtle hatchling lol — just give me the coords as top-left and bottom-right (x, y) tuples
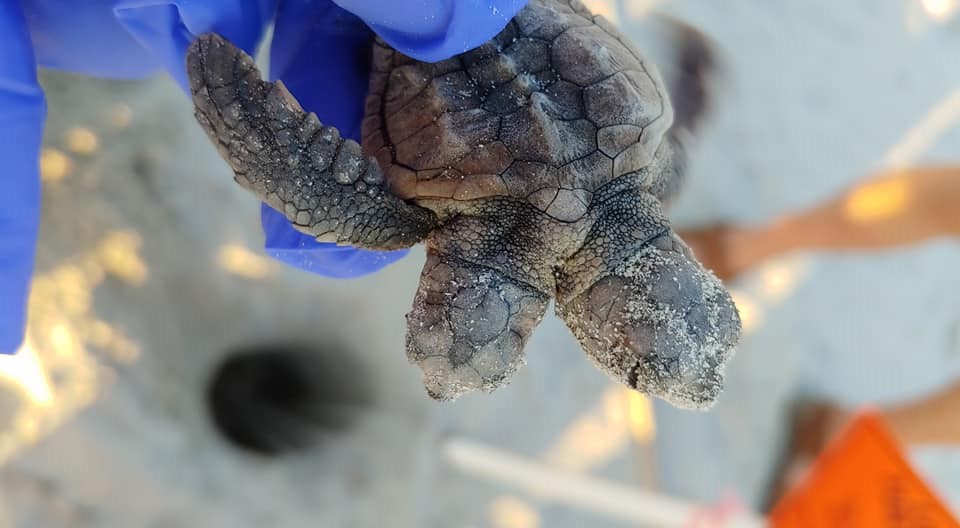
(186, 0), (741, 409)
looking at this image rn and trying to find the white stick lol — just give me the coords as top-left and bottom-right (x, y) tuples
(443, 437), (767, 528)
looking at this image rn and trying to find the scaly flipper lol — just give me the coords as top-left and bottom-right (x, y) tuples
(556, 173), (740, 409)
(406, 250), (549, 401)
(186, 34), (437, 250)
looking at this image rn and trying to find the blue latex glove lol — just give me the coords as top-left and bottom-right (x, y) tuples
(1, 0), (526, 353)
(1, 2), (45, 354)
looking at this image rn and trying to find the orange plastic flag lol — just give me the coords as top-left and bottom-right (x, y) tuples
(770, 410), (960, 527)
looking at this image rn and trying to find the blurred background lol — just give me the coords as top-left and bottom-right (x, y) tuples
(1, 0), (959, 526)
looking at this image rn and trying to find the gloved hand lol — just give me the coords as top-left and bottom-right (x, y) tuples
(1, 0), (527, 353)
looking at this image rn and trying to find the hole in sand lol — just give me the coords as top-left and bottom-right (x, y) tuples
(206, 342), (371, 456)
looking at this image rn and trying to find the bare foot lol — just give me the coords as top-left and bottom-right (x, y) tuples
(764, 401), (851, 511)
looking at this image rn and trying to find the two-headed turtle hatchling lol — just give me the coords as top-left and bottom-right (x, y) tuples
(186, 0), (741, 409)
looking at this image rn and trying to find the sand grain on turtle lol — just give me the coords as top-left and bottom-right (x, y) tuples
(186, 0), (741, 409)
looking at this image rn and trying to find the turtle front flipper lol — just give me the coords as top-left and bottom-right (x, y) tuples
(406, 250), (549, 401)
(556, 176), (740, 410)
(186, 33), (437, 250)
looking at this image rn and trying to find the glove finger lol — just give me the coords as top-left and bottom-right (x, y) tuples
(22, 0), (275, 86)
(270, 0), (371, 139)
(0, 2), (46, 353)
(261, 0), (408, 278)
(260, 204), (409, 278)
(334, 0), (527, 62)
(114, 0), (276, 93)
(24, 0), (160, 78)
